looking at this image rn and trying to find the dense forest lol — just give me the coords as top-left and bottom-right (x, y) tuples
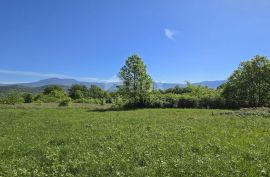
(0, 55), (269, 109)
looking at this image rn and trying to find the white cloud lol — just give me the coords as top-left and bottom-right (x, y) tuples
(0, 69), (119, 83)
(164, 28), (176, 40)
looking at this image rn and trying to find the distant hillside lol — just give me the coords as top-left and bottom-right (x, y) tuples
(193, 80), (225, 88)
(0, 85), (69, 96)
(0, 78), (226, 95)
(20, 78), (116, 90)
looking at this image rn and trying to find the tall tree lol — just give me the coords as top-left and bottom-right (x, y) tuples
(119, 55), (153, 106)
(222, 55), (270, 108)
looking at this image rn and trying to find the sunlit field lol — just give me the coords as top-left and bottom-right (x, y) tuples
(0, 106), (269, 176)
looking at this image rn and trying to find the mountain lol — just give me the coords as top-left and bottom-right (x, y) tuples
(0, 78), (226, 94)
(153, 83), (185, 90)
(193, 80), (225, 88)
(153, 80), (225, 90)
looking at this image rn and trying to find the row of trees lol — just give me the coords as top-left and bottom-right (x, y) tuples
(117, 55), (270, 109)
(0, 54), (269, 109)
(0, 85), (110, 105)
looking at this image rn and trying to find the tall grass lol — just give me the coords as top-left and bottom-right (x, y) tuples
(0, 108), (269, 176)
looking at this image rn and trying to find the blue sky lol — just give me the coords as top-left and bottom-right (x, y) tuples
(1, 0), (270, 83)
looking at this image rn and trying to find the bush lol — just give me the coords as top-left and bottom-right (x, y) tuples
(89, 85), (109, 100)
(59, 98), (71, 107)
(22, 93), (34, 103)
(69, 85), (88, 100)
(43, 85), (64, 95)
(112, 97), (125, 109)
(34, 94), (60, 103)
(1, 91), (24, 105)
(178, 96), (199, 108)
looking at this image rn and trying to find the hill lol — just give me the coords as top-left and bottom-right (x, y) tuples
(0, 85), (69, 96)
(0, 78), (226, 95)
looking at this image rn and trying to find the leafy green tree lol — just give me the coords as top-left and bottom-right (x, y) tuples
(36, 85), (68, 103)
(119, 55), (153, 106)
(222, 55), (270, 108)
(43, 85), (64, 95)
(88, 85), (108, 99)
(69, 85), (88, 100)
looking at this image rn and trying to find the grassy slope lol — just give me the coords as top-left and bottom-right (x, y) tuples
(0, 108), (270, 176)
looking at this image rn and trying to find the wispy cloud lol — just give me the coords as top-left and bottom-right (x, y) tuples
(164, 28), (176, 40)
(0, 69), (119, 83)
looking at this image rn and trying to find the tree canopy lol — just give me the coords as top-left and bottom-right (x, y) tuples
(118, 55), (153, 106)
(221, 55), (270, 108)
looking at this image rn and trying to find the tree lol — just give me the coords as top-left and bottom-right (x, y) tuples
(41, 85), (67, 102)
(118, 55), (153, 106)
(43, 85), (64, 95)
(88, 85), (108, 99)
(69, 85), (88, 100)
(221, 55), (270, 108)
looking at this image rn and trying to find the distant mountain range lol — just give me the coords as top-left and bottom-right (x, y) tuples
(19, 78), (118, 91)
(153, 80), (225, 90)
(0, 78), (225, 95)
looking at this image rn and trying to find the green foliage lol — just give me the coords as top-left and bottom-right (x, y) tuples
(1, 108), (270, 176)
(34, 85), (69, 103)
(59, 98), (72, 107)
(119, 55), (153, 107)
(0, 90), (24, 105)
(88, 85), (108, 99)
(1, 55), (269, 110)
(178, 95), (199, 108)
(221, 55), (270, 108)
(68, 85), (109, 104)
(111, 96), (125, 109)
(68, 85), (88, 100)
(164, 85), (192, 94)
(144, 84), (226, 109)
(34, 92), (69, 103)
(22, 93), (34, 103)
(43, 85), (65, 95)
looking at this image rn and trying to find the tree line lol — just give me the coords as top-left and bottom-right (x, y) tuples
(0, 55), (269, 109)
(117, 54), (270, 109)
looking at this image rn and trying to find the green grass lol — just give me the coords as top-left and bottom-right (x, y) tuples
(0, 107), (270, 176)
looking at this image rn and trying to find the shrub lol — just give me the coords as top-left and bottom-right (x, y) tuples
(1, 91), (24, 105)
(178, 96), (199, 108)
(43, 85), (64, 95)
(112, 97), (125, 109)
(59, 98), (71, 107)
(89, 85), (109, 100)
(69, 85), (88, 100)
(22, 93), (34, 103)
(34, 94), (60, 103)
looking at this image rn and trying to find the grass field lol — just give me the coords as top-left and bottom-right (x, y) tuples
(0, 106), (270, 176)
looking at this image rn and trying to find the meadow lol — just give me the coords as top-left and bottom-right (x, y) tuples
(0, 105), (270, 176)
